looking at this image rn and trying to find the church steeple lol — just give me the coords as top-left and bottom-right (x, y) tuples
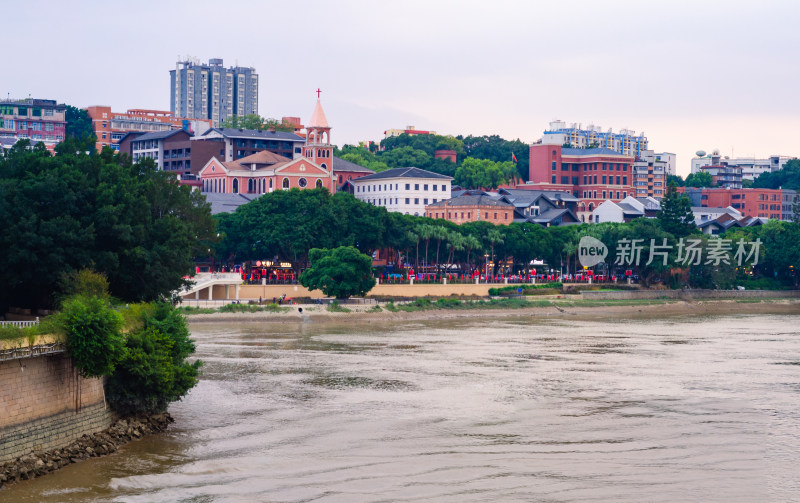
(305, 89), (332, 171)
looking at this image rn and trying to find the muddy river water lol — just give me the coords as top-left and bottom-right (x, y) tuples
(3, 313), (800, 502)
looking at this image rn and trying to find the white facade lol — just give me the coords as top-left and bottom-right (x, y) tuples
(353, 175), (451, 215)
(592, 196), (645, 224)
(691, 153), (794, 180)
(691, 206), (742, 225)
(654, 152), (676, 176)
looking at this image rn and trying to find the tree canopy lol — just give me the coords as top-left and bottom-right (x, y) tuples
(753, 158), (800, 191)
(0, 139), (216, 311)
(454, 158), (516, 189)
(219, 114), (296, 132)
(684, 171), (714, 188)
(299, 246), (376, 298)
(657, 183), (696, 237)
(65, 105), (95, 141)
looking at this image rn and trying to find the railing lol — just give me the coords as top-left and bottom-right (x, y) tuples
(0, 342), (66, 361)
(0, 318), (39, 328)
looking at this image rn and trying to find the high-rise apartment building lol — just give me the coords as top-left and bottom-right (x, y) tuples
(691, 150), (794, 181)
(541, 121), (649, 158)
(170, 58), (258, 126)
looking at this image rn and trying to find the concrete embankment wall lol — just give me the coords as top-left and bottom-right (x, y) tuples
(0, 352), (115, 463)
(199, 283), (502, 301)
(581, 289), (800, 301)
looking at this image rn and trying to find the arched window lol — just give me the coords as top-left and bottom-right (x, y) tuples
(269, 178), (273, 189)
(282, 178), (290, 189)
(213, 178), (218, 192)
(248, 179), (254, 193)
(321, 163), (327, 170)
(316, 179), (323, 188)
(232, 178), (239, 193)
(222, 180), (226, 192)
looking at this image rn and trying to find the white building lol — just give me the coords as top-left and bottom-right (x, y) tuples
(691, 150), (794, 181)
(691, 206), (742, 225)
(352, 167), (452, 215)
(654, 152), (676, 176)
(541, 120), (649, 158)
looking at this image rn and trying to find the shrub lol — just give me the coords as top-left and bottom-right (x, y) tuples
(327, 301), (351, 313)
(106, 302), (201, 415)
(55, 295), (124, 378)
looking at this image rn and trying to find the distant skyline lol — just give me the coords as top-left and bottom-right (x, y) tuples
(5, 0), (800, 176)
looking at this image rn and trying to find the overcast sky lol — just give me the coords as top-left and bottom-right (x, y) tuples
(6, 0), (799, 176)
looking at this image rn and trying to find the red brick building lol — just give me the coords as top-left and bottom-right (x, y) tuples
(86, 106), (212, 153)
(529, 144), (635, 221)
(425, 193), (514, 224)
(681, 187), (795, 221)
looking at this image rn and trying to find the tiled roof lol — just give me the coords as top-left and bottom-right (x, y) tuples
(202, 128), (304, 141)
(236, 150), (291, 165)
(332, 156), (375, 173)
(616, 202), (644, 215)
(529, 208), (579, 224)
(427, 194), (513, 208)
(354, 167), (453, 181)
(203, 193), (259, 214)
(132, 129), (189, 142)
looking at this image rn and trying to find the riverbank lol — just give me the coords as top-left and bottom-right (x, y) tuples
(185, 297), (800, 324)
(0, 413), (173, 490)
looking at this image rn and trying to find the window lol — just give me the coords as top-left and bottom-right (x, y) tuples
(424, 198), (428, 204)
(602, 176), (607, 184)
(602, 163), (607, 170)
(298, 178), (307, 188)
(282, 178), (290, 189)
(433, 185), (438, 191)
(622, 176), (627, 185)
(552, 175), (556, 183)
(424, 184), (428, 190)
(405, 183), (410, 190)
(616, 176), (620, 185)
(414, 198), (419, 204)
(44, 108), (54, 117)
(405, 198), (410, 204)
(32, 122), (42, 131)
(17, 107), (27, 116)
(232, 179), (239, 193)
(17, 121), (25, 130)
(316, 179), (323, 188)
(494, 212), (498, 219)
(552, 161), (557, 171)
(415, 184), (419, 190)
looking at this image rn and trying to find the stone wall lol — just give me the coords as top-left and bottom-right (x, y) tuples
(208, 282), (502, 301)
(0, 352), (115, 464)
(580, 289), (800, 301)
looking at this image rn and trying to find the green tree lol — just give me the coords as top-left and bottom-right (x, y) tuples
(685, 171), (714, 188)
(219, 114), (295, 132)
(106, 302), (201, 415)
(486, 228), (504, 275)
(299, 246), (376, 298)
(55, 295), (124, 378)
(454, 158), (516, 189)
(65, 105), (95, 140)
(666, 174), (685, 187)
(0, 140), (216, 311)
(658, 183), (696, 238)
(753, 159), (800, 191)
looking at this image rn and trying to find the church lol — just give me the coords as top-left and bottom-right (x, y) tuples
(198, 94), (369, 196)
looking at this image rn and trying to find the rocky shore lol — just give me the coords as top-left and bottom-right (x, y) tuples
(0, 413), (174, 489)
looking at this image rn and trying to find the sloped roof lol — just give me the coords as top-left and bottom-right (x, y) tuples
(236, 150), (291, 165)
(203, 193), (259, 214)
(332, 156), (375, 174)
(308, 99), (329, 128)
(201, 128), (304, 141)
(497, 188), (580, 207)
(529, 208), (580, 224)
(427, 194), (513, 208)
(132, 129), (190, 142)
(354, 167), (453, 181)
(617, 202), (644, 215)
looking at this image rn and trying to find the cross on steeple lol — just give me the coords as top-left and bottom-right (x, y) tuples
(316, 88), (321, 99)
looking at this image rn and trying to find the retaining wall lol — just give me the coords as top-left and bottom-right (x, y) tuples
(0, 352), (115, 463)
(580, 289), (800, 301)
(191, 283), (504, 301)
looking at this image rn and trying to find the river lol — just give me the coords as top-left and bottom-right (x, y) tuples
(3, 313), (800, 502)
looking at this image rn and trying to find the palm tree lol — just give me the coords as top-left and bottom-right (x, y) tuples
(407, 230), (419, 271)
(445, 231), (465, 270)
(432, 226), (449, 271)
(562, 240), (578, 277)
(487, 228), (504, 276)
(463, 235), (482, 274)
(416, 224), (435, 270)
